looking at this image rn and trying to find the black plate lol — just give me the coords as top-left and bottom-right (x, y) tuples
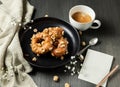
(19, 17), (80, 69)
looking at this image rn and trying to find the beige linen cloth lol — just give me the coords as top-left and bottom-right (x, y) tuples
(0, 0), (37, 87)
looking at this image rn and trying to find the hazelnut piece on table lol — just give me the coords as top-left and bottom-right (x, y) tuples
(79, 31), (82, 36)
(53, 75), (59, 82)
(81, 41), (86, 46)
(44, 14), (48, 17)
(65, 83), (70, 87)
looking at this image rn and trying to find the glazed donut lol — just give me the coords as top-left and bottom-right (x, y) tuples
(30, 32), (53, 55)
(43, 27), (64, 40)
(51, 37), (68, 59)
(30, 26), (69, 59)
(49, 27), (64, 39)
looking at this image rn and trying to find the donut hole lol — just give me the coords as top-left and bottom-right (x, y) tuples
(37, 39), (44, 43)
(53, 41), (59, 47)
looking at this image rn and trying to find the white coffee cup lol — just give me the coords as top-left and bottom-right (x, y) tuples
(69, 5), (101, 31)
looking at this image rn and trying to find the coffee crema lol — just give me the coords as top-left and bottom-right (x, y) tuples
(72, 12), (92, 23)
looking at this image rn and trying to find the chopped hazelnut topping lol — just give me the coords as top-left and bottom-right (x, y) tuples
(62, 31), (64, 35)
(41, 49), (45, 53)
(60, 44), (65, 48)
(49, 47), (53, 51)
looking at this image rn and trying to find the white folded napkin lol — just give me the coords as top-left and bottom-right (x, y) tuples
(78, 49), (113, 87)
(0, 0), (37, 87)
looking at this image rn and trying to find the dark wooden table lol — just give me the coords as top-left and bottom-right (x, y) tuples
(28, 0), (120, 87)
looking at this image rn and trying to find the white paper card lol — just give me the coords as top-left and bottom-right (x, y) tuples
(78, 49), (113, 87)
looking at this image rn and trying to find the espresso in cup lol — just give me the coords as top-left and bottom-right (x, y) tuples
(69, 5), (101, 31)
(72, 11), (92, 23)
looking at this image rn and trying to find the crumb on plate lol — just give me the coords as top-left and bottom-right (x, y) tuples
(33, 28), (38, 33)
(24, 54), (29, 56)
(32, 57), (37, 62)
